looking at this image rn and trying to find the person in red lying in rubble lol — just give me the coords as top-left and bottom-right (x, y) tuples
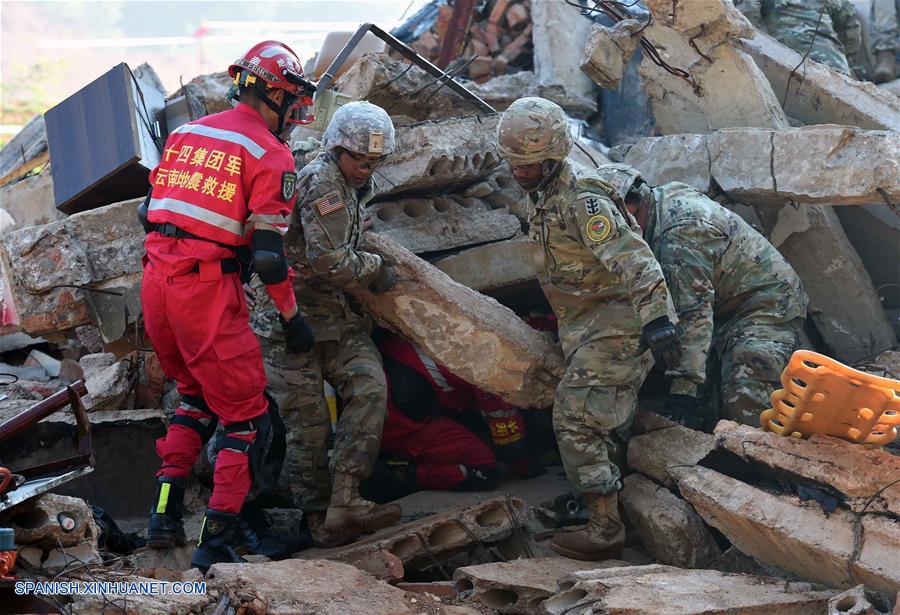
(364, 331), (545, 499)
(137, 40), (315, 573)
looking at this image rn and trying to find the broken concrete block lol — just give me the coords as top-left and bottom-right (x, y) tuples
(827, 585), (888, 615)
(79, 352), (117, 378)
(41, 542), (102, 574)
(25, 348), (60, 378)
(454, 557), (624, 614)
(625, 423), (715, 488)
(544, 564), (837, 615)
(14, 545), (43, 570)
(308, 496), (528, 570)
(770, 204), (896, 362)
(620, 474), (723, 569)
(714, 421), (900, 516)
(611, 127), (900, 207)
(348, 548), (405, 583)
(532, 0), (596, 99)
(173, 70), (233, 116)
(207, 559), (439, 615)
(69, 573), (211, 615)
(709, 126), (900, 207)
(468, 71), (598, 119)
(609, 133), (712, 193)
(580, 19), (643, 89)
(2, 493), (100, 549)
(0, 196), (144, 337)
(369, 196), (521, 254)
(739, 33), (900, 132)
(637, 0), (789, 134)
(433, 238), (538, 292)
(0, 172), (63, 234)
(84, 360), (135, 411)
(128, 544), (196, 573)
(351, 233), (564, 408)
(675, 465), (900, 595)
(376, 115), (502, 199)
(336, 53), (472, 122)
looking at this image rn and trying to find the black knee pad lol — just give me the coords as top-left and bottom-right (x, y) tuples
(172, 396), (218, 443)
(214, 396), (286, 490)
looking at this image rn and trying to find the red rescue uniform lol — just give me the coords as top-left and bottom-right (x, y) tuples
(378, 334), (533, 489)
(142, 103), (297, 512)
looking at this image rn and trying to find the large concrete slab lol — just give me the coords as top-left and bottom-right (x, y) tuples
(610, 127), (900, 207)
(545, 564), (837, 615)
(0, 197), (144, 338)
(637, 0), (789, 134)
(714, 421), (900, 516)
(433, 238), (537, 292)
(769, 204), (896, 362)
(675, 465), (900, 596)
(739, 32), (900, 132)
(305, 496), (528, 570)
(207, 559), (439, 615)
(351, 233), (564, 408)
(626, 424), (715, 488)
(369, 195), (521, 255)
(454, 558), (627, 614)
(532, 0), (595, 99)
(376, 114), (502, 199)
(620, 474), (722, 569)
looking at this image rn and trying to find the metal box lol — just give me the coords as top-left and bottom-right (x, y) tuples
(44, 63), (166, 215)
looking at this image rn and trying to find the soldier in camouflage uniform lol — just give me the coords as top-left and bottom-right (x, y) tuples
(870, 0), (898, 82)
(250, 101), (401, 542)
(593, 164), (809, 428)
(496, 98), (682, 561)
(748, 0), (862, 75)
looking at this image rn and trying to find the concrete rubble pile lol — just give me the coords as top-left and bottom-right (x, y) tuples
(1, 0), (899, 612)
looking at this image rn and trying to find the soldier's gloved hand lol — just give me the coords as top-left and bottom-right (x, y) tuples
(368, 262), (398, 295)
(280, 311), (315, 354)
(641, 316), (683, 370)
(661, 394), (699, 426)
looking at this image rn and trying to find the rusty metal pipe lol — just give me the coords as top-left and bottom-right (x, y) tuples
(0, 380), (88, 442)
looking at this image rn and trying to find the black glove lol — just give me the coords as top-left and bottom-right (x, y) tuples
(368, 262), (398, 295)
(661, 394), (699, 427)
(641, 316), (683, 370)
(280, 312), (315, 354)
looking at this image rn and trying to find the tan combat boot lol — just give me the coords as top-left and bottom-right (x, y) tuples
(322, 473), (403, 534)
(873, 50), (896, 84)
(548, 492), (625, 561)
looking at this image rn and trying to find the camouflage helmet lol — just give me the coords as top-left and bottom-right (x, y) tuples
(594, 163), (644, 200)
(322, 100), (395, 157)
(496, 97), (573, 166)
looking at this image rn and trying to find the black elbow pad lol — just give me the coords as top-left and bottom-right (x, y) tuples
(252, 249), (288, 284)
(251, 230), (289, 284)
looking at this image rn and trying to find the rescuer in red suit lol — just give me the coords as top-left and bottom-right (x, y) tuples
(139, 41), (316, 571)
(372, 332), (543, 494)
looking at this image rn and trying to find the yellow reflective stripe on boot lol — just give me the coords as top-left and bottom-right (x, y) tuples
(155, 482), (171, 514)
(198, 517), (206, 546)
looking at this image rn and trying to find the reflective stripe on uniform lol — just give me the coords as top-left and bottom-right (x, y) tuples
(149, 197), (244, 238)
(172, 124), (268, 159)
(155, 482), (170, 514)
(246, 213), (289, 235)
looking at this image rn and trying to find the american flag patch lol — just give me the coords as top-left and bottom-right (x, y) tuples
(314, 191), (345, 216)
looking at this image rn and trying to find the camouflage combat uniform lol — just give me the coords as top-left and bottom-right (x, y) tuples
(871, 0), (899, 54)
(759, 0), (862, 75)
(643, 183), (808, 426)
(251, 152), (387, 512)
(528, 158), (676, 496)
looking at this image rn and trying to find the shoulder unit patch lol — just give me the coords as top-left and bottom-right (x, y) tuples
(583, 196), (602, 216)
(314, 190), (345, 216)
(282, 172), (297, 201)
(585, 214), (613, 243)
